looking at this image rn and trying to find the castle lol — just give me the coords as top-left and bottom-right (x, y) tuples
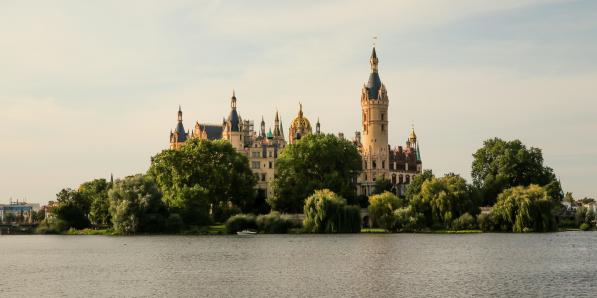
(169, 46), (421, 198)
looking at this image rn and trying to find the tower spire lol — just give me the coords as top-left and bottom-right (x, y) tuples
(231, 90), (237, 109)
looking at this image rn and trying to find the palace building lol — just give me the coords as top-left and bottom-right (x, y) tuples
(168, 45), (421, 198)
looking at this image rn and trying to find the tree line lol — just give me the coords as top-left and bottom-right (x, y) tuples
(42, 134), (590, 234)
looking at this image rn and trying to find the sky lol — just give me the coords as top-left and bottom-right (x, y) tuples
(1, 0), (596, 204)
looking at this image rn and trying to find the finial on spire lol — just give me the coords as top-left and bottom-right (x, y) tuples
(373, 36), (377, 48)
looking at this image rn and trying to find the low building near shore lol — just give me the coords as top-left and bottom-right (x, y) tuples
(0, 200), (40, 223)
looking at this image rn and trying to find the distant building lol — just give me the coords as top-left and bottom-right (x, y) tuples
(0, 200), (40, 223)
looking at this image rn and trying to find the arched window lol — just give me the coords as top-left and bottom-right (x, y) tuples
(392, 174), (396, 184)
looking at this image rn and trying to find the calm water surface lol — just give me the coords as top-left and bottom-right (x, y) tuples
(1, 233), (596, 297)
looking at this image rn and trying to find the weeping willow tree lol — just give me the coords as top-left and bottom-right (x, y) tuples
(303, 189), (361, 233)
(410, 174), (480, 229)
(491, 184), (558, 232)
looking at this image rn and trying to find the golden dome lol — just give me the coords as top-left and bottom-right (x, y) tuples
(290, 103), (312, 132)
(408, 126), (417, 141)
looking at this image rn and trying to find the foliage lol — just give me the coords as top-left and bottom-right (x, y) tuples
(580, 197), (596, 204)
(477, 213), (497, 232)
(79, 178), (112, 226)
(471, 138), (562, 205)
(451, 213), (476, 230)
(270, 134), (362, 213)
(373, 176), (393, 195)
(35, 218), (69, 234)
(575, 206), (595, 229)
(165, 213), (184, 233)
(256, 212), (294, 234)
(303, 189), (361, 233)
(411, 174), (480, 229)
(490, 184), (558, 232)
(108, 174), (168, 234)
(393, 206), (425, 232)
(148, 139), (256, 224)
(580, 223), (591, 231)
(368, 191), (405, 230)
(225, 214), (257, 234)
(52, 188), (91, 230)
(404, 169), (434, 201)
(211, 201), (241, 224)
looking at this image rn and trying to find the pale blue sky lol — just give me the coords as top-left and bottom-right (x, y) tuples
(1, 0), (596, 203)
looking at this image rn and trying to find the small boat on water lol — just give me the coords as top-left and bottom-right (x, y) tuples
(237, 230), (257, 235)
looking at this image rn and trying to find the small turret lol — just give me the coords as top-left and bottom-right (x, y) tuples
(260, 116), (266, 138)
(316, 118), (321, 134)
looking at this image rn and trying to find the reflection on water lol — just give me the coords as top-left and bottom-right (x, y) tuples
(1, 233), (596, 297)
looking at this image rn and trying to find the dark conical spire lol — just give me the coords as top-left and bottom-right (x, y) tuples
(231, 90), (237, 109)
(370, 46), (379, 73)
(260, 116), (266, 137)
(174, 106), (187, 142)
(273, 110), (281, 137)
(366, 46), (382, 99)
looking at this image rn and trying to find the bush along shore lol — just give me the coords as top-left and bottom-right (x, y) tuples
(33, 135), (595, 235)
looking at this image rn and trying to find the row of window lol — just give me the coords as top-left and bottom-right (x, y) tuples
(250, 150), (276, 158)
(364, 161), (414, 171)
(363, 173), (414, 184)
(254, 173), (271, 182)
(251, 161), (274, 169)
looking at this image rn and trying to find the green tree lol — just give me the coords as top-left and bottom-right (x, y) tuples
(52, 188), (91, 230)
(471, 138), (561, 205)
(79, 178), (111, 227)
(108, 174), (168, 234)
(270, 134), (362, 213)
(393, 206), (425, 232)
(373, 176), (393, 195)
(491, 184), (558, 232)
(404, 169), (434, 201)
(368, 191), (405, 230)
(411, 174), (480, 229)
(564, 192), (575, 205)
(303, 189), (361, 233)
(148, 139), (256, 224)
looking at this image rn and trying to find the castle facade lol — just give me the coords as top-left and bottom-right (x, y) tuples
(168, 46), (421, 198)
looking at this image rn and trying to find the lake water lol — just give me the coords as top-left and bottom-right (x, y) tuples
(1, 233), (596, 297)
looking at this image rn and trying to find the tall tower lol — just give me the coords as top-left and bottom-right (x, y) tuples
(169, 105), (189, 149)
(223, 91), (244, 151)
(361, 46), (389, 183)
